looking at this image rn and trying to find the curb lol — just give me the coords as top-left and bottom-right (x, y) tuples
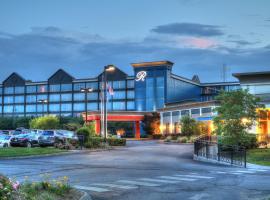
(0, 148), (114, 160)
(79, 190), (92, 200)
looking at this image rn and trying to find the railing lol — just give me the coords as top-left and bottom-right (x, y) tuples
(194, 135), (246, 168)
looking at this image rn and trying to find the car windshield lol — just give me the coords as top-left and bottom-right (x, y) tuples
(13, 130), (21, 135)
(42, 131), (54, 136)
(0, 135), (11, 140)
(16, 134), (29, 138)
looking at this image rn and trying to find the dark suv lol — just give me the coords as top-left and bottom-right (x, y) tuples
(10, 133), (39, 147)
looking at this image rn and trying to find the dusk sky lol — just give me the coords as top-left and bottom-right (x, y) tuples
(0, 0), (270, 83)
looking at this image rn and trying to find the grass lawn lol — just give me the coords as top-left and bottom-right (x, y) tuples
(0, 147), (66, 158)
(247, 148), (270, 166)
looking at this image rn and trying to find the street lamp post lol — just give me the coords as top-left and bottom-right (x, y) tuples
(80, 88), (94, 123)
(102, 65), (115, 140)
(38, 99), (48, 116)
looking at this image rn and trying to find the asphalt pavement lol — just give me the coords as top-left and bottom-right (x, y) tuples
(0, 140), (270, 200)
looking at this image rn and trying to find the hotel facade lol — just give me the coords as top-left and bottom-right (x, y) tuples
(0, 61), (269, 139)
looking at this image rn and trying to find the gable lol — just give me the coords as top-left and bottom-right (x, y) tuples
(3, 73), (26, 87)
(98, 66), (128, 81)
(48, 69), (74, 84)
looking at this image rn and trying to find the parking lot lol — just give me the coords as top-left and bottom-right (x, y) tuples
(0, 140), (270, 200)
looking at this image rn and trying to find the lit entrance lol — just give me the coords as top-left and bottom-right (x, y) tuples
(83, 111), (148, 139)
(257, 109), (270, 142)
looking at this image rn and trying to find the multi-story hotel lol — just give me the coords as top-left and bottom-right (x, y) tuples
(0, 61), (269, 139)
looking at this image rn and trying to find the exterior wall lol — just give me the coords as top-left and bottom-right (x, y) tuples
(160, 105), (217, 135)
(134, 66), (170, 111)
(167, 76), (201, 104)
(0, 71), (136, 117)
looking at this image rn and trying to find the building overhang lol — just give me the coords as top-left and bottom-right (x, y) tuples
(131, 61), (174, 68)
(233, 71), (270, 84)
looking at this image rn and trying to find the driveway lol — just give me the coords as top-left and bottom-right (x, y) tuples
(0, 140), (270, 200)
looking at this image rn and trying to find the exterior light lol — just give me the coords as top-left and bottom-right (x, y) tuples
(105, 65), (115, 72)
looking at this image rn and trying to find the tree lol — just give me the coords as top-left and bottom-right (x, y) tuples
(213, 89), (263, 146)
(142, 113), (160, 135)
(180, 116), (199, 138)
(29, 116), (60, 130)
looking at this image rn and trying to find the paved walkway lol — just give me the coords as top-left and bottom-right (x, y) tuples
(0, 141), (269, 200)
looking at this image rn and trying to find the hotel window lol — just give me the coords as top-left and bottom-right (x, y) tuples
(87, 103), (98, 110)
(201, 107), (212, 114)
(4, 105), (13, 113)
(37, 104), (48, 112)
(127, 80), (134, 88)
(61, 103), (72, 112)
(4, 87), (13, 94)
(74, 93), (84, 101)
(113, 91), (125, 99)
(61, 93), (72, 101)
(61, 84), (72, 92)
(14, 96), (24, 103)
(113, 81), (125, 89)
(37, 94), (47, 102)
(26, 85), (37, 93)
(49, 104), (60, 112)
(14, 86), (24, 94)
(191, 109), (200, 115)
(4, 96), (13, 104)
(26, 105), (36, 113)
(181, 110), (190, 116)
(49, 94), (60, 102)
(74, 83), (86, 91)
(26, 95), (36, 103)
(37, 85), (47, 93)
(87, 92), (98, 100)
(73, 103), (84, 111)
(14, 105), (24, 113)
(0, 96), (2, 104)
(174, 122), (180, 134)
(86, 82), (98, 90)
(49, 84), (61, 92)
(127, 101), (135, 110)
(127, 91), (135, 99)
(113, 101), (125, 110)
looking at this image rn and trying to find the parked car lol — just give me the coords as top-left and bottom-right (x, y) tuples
(0, 130), (13, 135)
(38, 130), (65, 147)
(12, 128), (30, 136)
(10, 133), (39, 147)
(0, 134), (12, 148)
(57, 130), (78, 146)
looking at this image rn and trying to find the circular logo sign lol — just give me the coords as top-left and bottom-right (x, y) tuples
(135, 71), (147, 82)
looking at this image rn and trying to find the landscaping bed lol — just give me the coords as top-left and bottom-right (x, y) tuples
(0, 174), (84, 200)
(0, 147), (66, 158)
(247, 148), (270, 166)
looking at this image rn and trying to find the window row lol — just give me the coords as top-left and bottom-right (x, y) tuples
(1, 80), (135, 95)
(1, 101), (135, 113)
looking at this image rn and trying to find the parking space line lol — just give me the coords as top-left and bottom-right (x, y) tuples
(139, 178), (180, 184)
(158, 176), (196, 181)
(117, 180), (161, 187)
(175, 175), (214, 179)
(74, 185), (111, 192)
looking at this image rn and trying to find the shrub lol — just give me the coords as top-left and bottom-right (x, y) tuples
(76, 127), (91, 142)
(0, 174), (13, 200)
(63, 122), (82, 131)
(177, 136), (188, 143)
(219, 133), (258, 149)
(164, 136), (172, 142)
(30, 116), (60, 130)
(152, 134), (164, 140)
(107, 138), (126, 146)
(180, 116), (200, 137)
(84, 137), (105, 148)
(187, 135), (198, 143)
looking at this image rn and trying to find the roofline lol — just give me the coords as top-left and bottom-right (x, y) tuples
(171, 74), (200, 86)
(233, 71), (270, 78)
(131, 61), (174, 68)
(201, 82), (240, 86)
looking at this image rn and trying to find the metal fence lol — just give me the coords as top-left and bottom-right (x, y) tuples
(194, 135), (247, 168)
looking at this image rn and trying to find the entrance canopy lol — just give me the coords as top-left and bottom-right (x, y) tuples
(82, 111), (149, 138)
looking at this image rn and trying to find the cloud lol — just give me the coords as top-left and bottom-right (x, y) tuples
(227, 40), (260, 46)
(0, 26), (269, 83)
(151, 22), (224, 37)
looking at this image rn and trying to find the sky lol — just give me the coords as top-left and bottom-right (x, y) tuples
(0, 0), (270, 83)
